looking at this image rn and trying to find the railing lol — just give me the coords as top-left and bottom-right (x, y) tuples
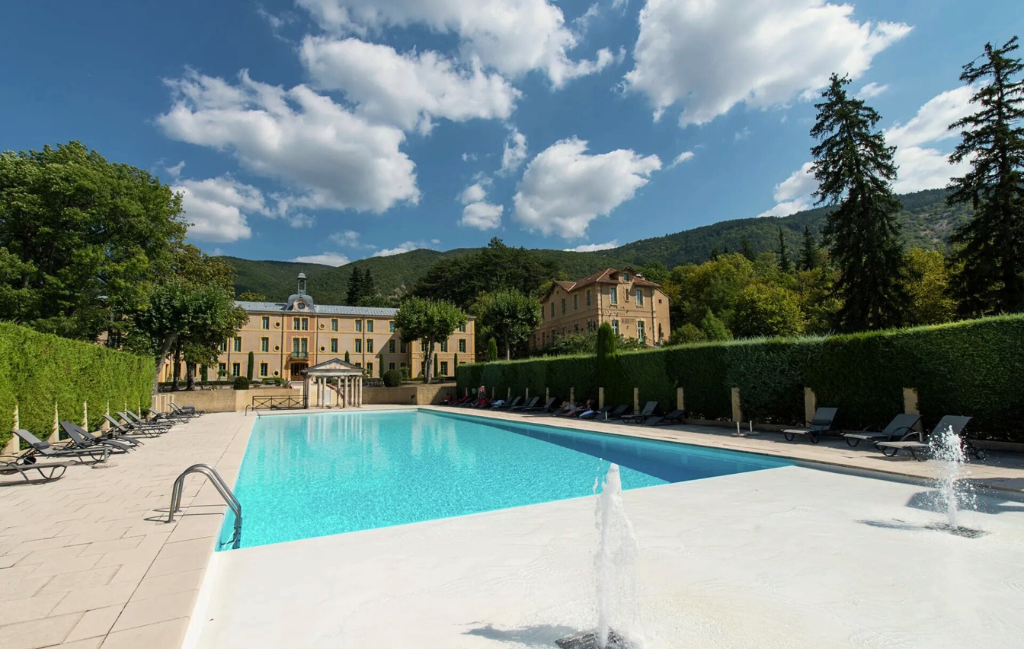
(167, 463), (242, 549)
(291, 351), (309, 359)
(245, 395), (307, 415)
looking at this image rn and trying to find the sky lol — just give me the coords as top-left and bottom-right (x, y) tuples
(1, 0), (1021, 266)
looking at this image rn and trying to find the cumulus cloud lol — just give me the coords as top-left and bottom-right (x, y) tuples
(460, 201), (504, 230)
(174, 176), (264, 242)
(372, 240), (438, 257)
(625, 0), (911, 126)
(857, 81), (889, 99)
(329, 230), (364, 247)
(295, 0), (615, 86)
(291, 252), (351, 266)
(460, 183), (488, 204)
(513, 137), (661, 238)
(564, 240), (619, 252)
(300, 37), (520, 133)
(758, 86), (976, 214)
(500, 128), (528, 175)
(669, 151), (695, 167)
(157, 68), (419, 215)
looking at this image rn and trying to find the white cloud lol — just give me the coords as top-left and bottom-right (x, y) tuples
(295, 0), (615, 87)
(669, 150), (695, 167)
(300, 37), (520, 133)
(857, 81), (889, 99)
(564, 240), (619, 252)
(734, 127), (751, 141)
(460, 201), (504, 230)
(372, 240), (437, 257)
(500, 128), (528, 175)
(291, 252), (350, 266)
(758, 85), (976, 213)
(329, 230), (363, 247)
(165, 160), (186, 178)
(513, 137), (661, 238)
(459, 183), (487, 204)
(626, 0), (911, 126)
(174, 176), (265, 242)
(157, 68), (419, 214)
(462, 152), (477, 162)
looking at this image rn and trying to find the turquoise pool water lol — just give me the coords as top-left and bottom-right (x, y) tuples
(220, 409), (788, 550)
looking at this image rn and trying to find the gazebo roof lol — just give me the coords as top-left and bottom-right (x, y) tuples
(303, 358), (365, 377)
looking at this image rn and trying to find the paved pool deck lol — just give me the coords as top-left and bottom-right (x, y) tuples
(2, 405), (1022, 649)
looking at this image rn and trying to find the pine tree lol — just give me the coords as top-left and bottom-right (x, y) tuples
(740, 236), (756, 261)
(800, 226), (819, 271)
(362, 268), (377, 301)
(811, 73), (907, 331)
(346, 267), (363, 305)
(778, 228), (792, 273)
(947, 36), (1024, 315)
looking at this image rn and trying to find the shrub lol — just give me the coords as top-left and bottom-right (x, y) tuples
(382, 369), (403, 387)
(455, 314), (1024, 441)
(232, 376), (250, 390)
(0, 322), (153, 449)
(246, 351), (254, 381)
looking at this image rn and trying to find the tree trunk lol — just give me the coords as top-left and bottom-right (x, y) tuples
(505, 338), (511, 361)
(172, 342), (182, 391)
(153, 333), (178, 400)
(424, 340), (433, 384)
(186, 362), (195, 391)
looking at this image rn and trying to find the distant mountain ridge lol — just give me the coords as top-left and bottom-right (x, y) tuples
(224, 188), (969, 304)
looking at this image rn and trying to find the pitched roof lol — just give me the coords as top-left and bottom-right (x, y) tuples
(544, 268), (661, 298)
(235, 301), (399, 316)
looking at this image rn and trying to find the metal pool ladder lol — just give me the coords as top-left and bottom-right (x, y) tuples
(167, 463), (242, 548)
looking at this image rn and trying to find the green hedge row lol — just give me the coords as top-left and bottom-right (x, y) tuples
(456, 315), (1024, 441)
(0, 322), (154, 449)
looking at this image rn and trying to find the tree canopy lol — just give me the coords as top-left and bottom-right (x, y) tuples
(474, 289), (541, 360)
(394, 297), (466, 383)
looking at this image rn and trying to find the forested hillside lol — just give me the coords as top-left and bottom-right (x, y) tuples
(225, 188), (967, 302)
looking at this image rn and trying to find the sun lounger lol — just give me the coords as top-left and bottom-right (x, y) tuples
(60, 422), (134, 453)
(170, 403), (203, 417)
(523, 398), (556, 412)
(117, 412), (169, 435)
(780, 407), (838, 444)
(492, 396), (522, 410)
(579, 406), (611, 420)
(603, 405), (630, 420)
(104, 414), (160, 438)
(124, 411), (172, 431)
(1, 455), (69, 481)
(875, 415), (983, 461)
(624, 401), (658, 424)
(646, 409), (686, 426)
(511, 396), (539, 411)
(842, 413), (921, 447)
(13, 429), (109, 463)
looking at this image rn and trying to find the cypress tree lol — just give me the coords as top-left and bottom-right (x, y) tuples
(246, 351), (254, 381)
(947, 36), (1024, 316)
(778, 228), (792, 273)
(487, 337), (498, 362)
(811, 73), (907, 331)
(344, 350), (350, 364)
(362, 268), (377, 301)
(800, 226), (819, 271)
(200, 365), (208, 383)
(346, 267), (363, 305)
(595, 322), (616, 388)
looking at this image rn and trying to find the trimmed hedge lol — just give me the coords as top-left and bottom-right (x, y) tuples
(456, 315), (1024, 441)
(0, 323), (154, 448)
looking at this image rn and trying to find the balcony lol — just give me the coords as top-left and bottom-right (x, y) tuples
(290, 351), (309, 359)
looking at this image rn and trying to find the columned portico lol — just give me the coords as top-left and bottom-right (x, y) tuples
(302, 358), (365, 409)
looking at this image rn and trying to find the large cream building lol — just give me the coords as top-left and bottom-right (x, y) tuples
(161, 274), (474, 382)
(533, 268), (670, 350)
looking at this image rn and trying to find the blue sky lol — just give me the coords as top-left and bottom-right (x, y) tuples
(1, 0), (1021, 265)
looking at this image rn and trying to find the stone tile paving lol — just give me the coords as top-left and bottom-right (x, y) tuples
(0, 411), (255, 649)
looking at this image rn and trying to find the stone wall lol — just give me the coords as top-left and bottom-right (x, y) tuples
(164, 387), (304, 413)
(362, 383), (455, 406)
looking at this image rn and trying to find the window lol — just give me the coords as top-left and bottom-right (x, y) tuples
(421, 340), (428, 352)
(586, 289), (592, 307)
(550, 302), (555, 317)
(574, 323), (579, 334)
(367, 363), (373, 375)
(623, 272), (630, 281)
(301, 318), (309, 331)
(458, 322), (466, 332)
(331, 319), (338, 331)
(611, 320), (619, 335)
(542, 332), (547, 346)
(260, 337), (269, 352)
(440, 340), (448, 352)
(636, 289), (644, 306)
(367, 339), (374, 353)
(573, 294), (578, 310)
(440, 361), (448, 376)
(389, 340), (396, 353)
(609, 288), (618, 305)
(233, 337), (242, 352)
(561, 298), (566, 314)
(330, 338), (338, 353)
(367, 320), (374, 333)
(219, 340), (227, 352)
(400, 341), (407, 353)
(458, 339), (466, 353)
(356, 362), (362, 368)
(588, 321), (596, 333)
(261, 316), (269, 330)
(637, 320), (646, 342)
(232, 363), (240, 377)
(218, 362), (226, 375)
(355, 320), (362, 333)
(389, 362), (395, 371)
(293, 317), (300, 330)
(355, 339), (362, 353)
(389, 321), (396, 333)
(259, 363), (268, 377)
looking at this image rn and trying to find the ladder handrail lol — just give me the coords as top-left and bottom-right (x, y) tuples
(167, 463), (242, 547)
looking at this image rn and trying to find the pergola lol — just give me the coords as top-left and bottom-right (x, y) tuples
(302, 358), (365, 409)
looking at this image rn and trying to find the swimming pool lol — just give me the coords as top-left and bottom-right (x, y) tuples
(220, 409), (789, 549)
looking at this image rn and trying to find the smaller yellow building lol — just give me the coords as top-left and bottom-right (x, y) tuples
(161, 274), (474, 382)
(533, 268), (670, 350)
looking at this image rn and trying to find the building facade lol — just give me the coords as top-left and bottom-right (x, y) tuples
(160, 274), (474, 382)
(533, 268), (670, 350)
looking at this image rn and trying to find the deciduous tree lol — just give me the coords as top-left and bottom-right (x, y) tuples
(475, 289), (541, 360)
(395, 297), (466, 383)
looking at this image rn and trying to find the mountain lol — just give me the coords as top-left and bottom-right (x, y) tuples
(224, 188), (970, 302)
